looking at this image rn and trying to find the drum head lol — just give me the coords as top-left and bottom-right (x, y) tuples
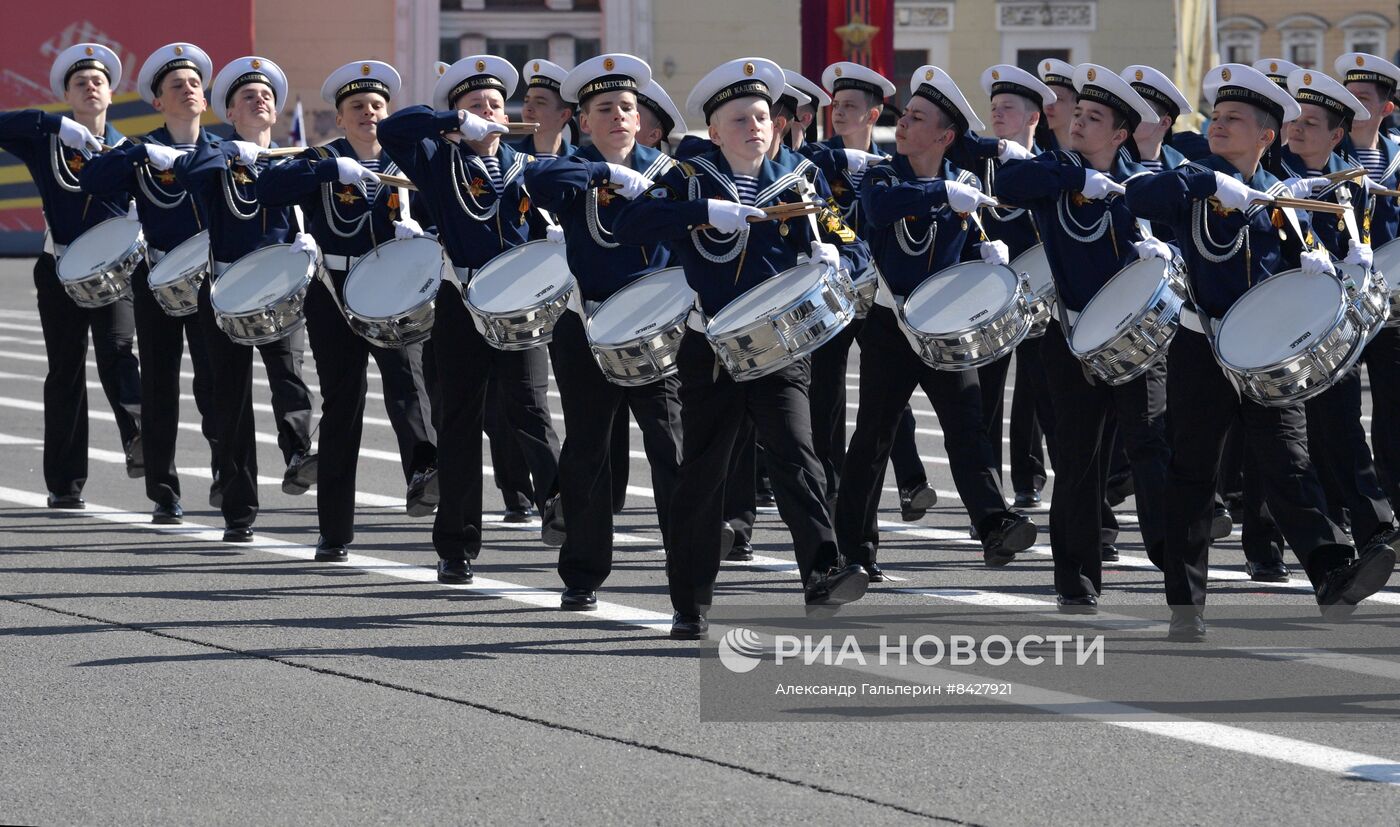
(708, 261), (827, 333)
(345, 238), (444, 318)
(467, 240), (571, 312)
(1011, 244), (1053, 296)
(588, 268), (695, 345)
(903, 262), (1017, 335)
(211, 245), (312, 314)
(1374, 238), (1400, 279)
(1070, 257), (1169, 351)
(148, 231), (210, 287)
(1216, 269), (1344, 369)
(57, 217), (142, 282)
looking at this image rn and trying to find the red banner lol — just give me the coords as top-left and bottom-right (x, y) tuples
(801, 0), (895, 89)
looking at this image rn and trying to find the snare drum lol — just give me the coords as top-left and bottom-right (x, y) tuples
(56, 217), (145, 308)
(848, 262), (879, 318)
(586, 268), (697, 386)
(1068, 256), (1185, 385)
(1336, 261), (1389, 337)
(146, 230), (210, 317)
(1373, 237), (1400, 327)
(342, 237), (446, 348)
(898, 262), (1031, 371)
(463, 240), (574, 350)
(210, 244), (319, 345)
(1010, 244), (1055, 338)
(1213, 268), (1365, 407)
(705, 261), (854, 382)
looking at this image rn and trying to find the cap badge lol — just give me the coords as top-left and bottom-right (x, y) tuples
(1221, 67), (1231, 82)
(1304, 72), (1313, 85)
(744, 62), (755, 76)
(533, 62), (540, 73)
(1135, 69), (1144, 81)
(834, 67), (843, 77)
(361, 64), (371, 75)
(251, 59), (262, 69)
(85, 46), (94, 56)
(174, 46), (184, 56)
(1270, 62), (1278, 73)
(603, 57), (615, 71)
(991, 69), (1000, 80)
(476, 60), (486, 72)
(1044, 61), (1051, 72)
(924, 68), (933, 81)
(1358, 55), (1367, 67)
(1086, 67), (1096, 81)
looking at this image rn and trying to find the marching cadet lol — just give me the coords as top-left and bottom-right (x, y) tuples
(169, 55), (319, 543)
(836, 65), (1038, 575)
(636, 80), (687, 152)
(811, 60), (935, 522)
(612, 57), (872, 638)
(1126, 63), (1395, 640)
(1337, 52), (1400, 507)
(379, 55), (563, 583)
(1275, 68), (1400, 555)
(995, 64), (1171, 612)
(516, 59), (574, 160)
(525, 53), (683, 610)
(80, 42), (219, 524)
(257, 60), (441, 560)
(1036, 59), (1077, 150)
(0, 42), (143, 508)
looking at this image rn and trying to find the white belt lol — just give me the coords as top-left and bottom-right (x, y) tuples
(1050, 302), (1080, 326)
(213, 260), (234, 277)
(1179, 305), (1209, 335)
(686, 308), (708, 333)
(147, 247), (168, 265)
(43, 232), (66, 258)
(322, 253), (363, 273)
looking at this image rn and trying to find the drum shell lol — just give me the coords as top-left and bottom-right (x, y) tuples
(1069, 258), (1185, 386)
(898, 263), (1032, 371)
(848, 263), (879, 319)
(463, 240), (575, 351)
(1337, 261), (1390, 336)
(146, 231), (210, 317)
(586, 272), (696, 387)
(56, 218), (145, 308)
(210, 245), (317, 346)
(705, 264), (856, 382)
(1372, 237), (1400, 327)
(342, 239), (446, 348)
(1010, 244), (1055, 338)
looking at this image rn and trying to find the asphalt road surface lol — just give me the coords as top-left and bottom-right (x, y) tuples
(2, 256), (1398, 825)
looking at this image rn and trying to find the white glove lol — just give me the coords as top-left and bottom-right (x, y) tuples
(706, 199), (765, 233)
(546, 224), (566, 244)
(58, 117), (102, 152)
(393, 218), (426, 240)
(457, 109), (509, 142)
(605, 163), (652, 200)
(229, 140), (263, 167)
(336, 157), (379, 186)
(1133, 238), (1172, 261)
(290, 232), (320, 259)
(842, 149), (884, 175)
(810, 240), (840, 270)
(124, 201), (140, 222)
(978, 239), (1010, 266)
(1362, 175), (1392, 195)
(1346, 240), (1374, 270)
(1082, 170), (1126, 200)
(1281, 176), (1329, 199)
(943, 179), (996, 214)
(997, 140), (1035, 162)
(144, 143), (186, 171)
(1300, 247), (1336, 277)
(1213, 172), (1272, 212)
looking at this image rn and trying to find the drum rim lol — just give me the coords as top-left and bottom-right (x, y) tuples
(586, 267), (694, 345)
(902, 261), (1021, 338)
(1009, 243), (1054, 294)
(465, 239), (572, 314)
(343, 236), (446, 317)
(707, 261), (836, 333)
(1068, 256), (1176, 351)
(148, 230), (211, 286)
(1214, 267), (1350, 371)
(57, 216), (145, 282)
(209, 243), (315, 315)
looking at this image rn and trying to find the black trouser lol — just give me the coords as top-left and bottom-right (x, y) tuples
(132, 264), (217, 507)
(668, 332), (837, 615)
(1163, 328), (1352, 607)
(1007, 335), (1052, 494)
(726, 419), (759, 546)
(304, 273), (436, 546)
(196, 277), (314, 529)
(1362, 326), (1400, 504)
(550, 311), (681, 589)
(33, 252), (141, 498)
(1040, 323), (1169, 597)
(809, 317), (927, 498)
(432, 282), (560, 560)
(1306, 365), (1394, 547)
(610, 407), (631, 511)
(836, 305), (1010, 564)
(485, 378), (538, 511)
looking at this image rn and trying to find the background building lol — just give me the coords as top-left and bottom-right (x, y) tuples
(1218, 1), (1396, 70)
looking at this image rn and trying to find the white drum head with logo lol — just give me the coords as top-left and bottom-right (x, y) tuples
(1374, 237), (1400, 281)
(467, 240), (571, 313)
(1216, 269), (1344, 369)
(1012, 243), (1053, 298)
(708, 261), (825, 335)
(1071, 257), (1169, 351)
(345, 238), (445, 318)
(903, 262), (1017, 335)
(149, 231), (210, 287)
(211, 245), (313, 314)
(589, 268), (695, 345)
(58, 217), (143, 282)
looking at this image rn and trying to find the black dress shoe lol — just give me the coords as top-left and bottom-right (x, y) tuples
(1056, 594), (1099, 614)
(899, 482), (937, 521)
(1167, 611), (1207, 642)
(314, 538), (349, 562)
(1318, 544), (1397, 620)
(1245, 559), (1290, 583)
(725, 541), (754, 562)
(541, 497), (566, 547)
(804, 564), (870, 607)
(502, 507), (532, 523)
(670, 612), (709, 639)
(1100, 543), (1119, 562)
(281, 450), (319, 495)
(405, 466), (439, 517)
(1209, 506), (1233, 541)
(1013, 489), (1042, 509)
(862, 562), (885, 583)
(437, 558), (473, 584)
(561, 587), (598, 611)
(980, 513), (1037, 567)
(46, 493), (86, 510)
(124, 434), (145, 479)
(1367, 522), (1400, 552)
(756, 489), (776, 508)
(152, 502), (183, 525)
(223, 526), (254, 543)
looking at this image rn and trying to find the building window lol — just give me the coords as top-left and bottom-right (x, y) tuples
(1340, 13), (1392, 58)
(574, 38), (600, 64)
(1278, 14), (1328, 69)
(1217, 16), (1263, 67)
(893, 49), (928, 110)
(487, 38), (550, 91)
(440, 38), (462, 64)
(1017, 48), (1070, 75)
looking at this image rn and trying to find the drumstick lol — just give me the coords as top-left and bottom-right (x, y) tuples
(692, 203), (824, 232)
(375, 172), (418, 191)
(1215, 195), (1351, 215)
(1367, 185), (1400, 198)
(258, 146), (311, 158)
(1320, 167), (1366, 184)
(506, 122), (540, 135)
